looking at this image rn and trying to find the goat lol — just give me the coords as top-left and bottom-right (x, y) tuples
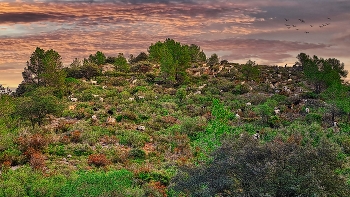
(90, 79), (97, 85)
(136, 125), (146, 131)
(102, 85), (107, 89)
(70, 97), (78, 102)
(99, 97), (104, 102)
(106, 116), (116, 125)
(305, 108), (310, 113)
(253, 131), (260, 140)
(92, 115), (98, 120)
(128, 97), (135, 101)
(198, 84), (207, 90)
(246, 102), (252, 106)
(235, 113), (240, 119)
(274, 108), (280, 115)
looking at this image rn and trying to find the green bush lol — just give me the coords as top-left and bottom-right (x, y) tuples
(129, 148), (146, 160)
(118, 130), (150, 148)
(58, 169), (144, 197)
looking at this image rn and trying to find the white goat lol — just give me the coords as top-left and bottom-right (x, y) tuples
(70, 97), (78, 102)
(90, 79), (97, 85)
(305, 108), (310, 113)
(246, 102), (252, 106)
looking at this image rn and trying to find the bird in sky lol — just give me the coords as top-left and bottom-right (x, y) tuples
(284, 18), (289, 21)
(310, 25), (313, 27)
(328, 17), (331, 20)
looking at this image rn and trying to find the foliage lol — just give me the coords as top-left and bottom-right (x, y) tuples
(88, 153), (110, 167)
(171, 134), (349, 196)
(58, 169), (144, 197)
(114, 53), (130, 73)
(20, 47), (66, 95)
(148, 38), (191, 85)
(296, 53), (347, 93)
(241, 60), (260, 81)
(15, 88), (63, 128)
(88, 51), (106, 66)
(207, 53), (219, 66)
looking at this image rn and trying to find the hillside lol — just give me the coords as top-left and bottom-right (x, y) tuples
(1, 45), (350, 196)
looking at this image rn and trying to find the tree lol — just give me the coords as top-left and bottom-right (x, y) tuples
(171, 134), (349, 196)
(19, 47), (66, 96)
(15, 88), (63, 128)
(65, 58), (84, 79)
(296, 53), (348, 93)
(241, 60), (260, 81)
(322, 82), (350, 122)
(148, 38), (191, 85)
(81, 60), (101, 80)
(88, 51), (106, 66)
(207, 53), (219, 66)
(113, 53), (130, 73)
(188, 44), (206, 63)
(129, 52), (148, 64)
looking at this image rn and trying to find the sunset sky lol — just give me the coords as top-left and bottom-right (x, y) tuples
(1, 0), (350, 89)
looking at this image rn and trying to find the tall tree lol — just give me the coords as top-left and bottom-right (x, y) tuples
(114, 53), (130, 73)
(19, 47), (66, 96)
(241, 60), (260, 81)
(15, 87), (63, 128)
(88, 51), (106, 66)
(188, 44), (206, 63)
(207, 53), (219, 66)
(148, 38), (191, 85)
(296, 53), (347, 93)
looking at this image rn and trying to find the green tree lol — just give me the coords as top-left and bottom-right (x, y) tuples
(296, 53), (348, 93)
(241, 60), (260, 81)
(322, 82), (350, 122)
(81, 60), (101, 80)
(129, 52), (148, 64)
(148, 38), (191, 85)
(20, 47), (66, 96)
(188, 44), (206, 63)
(207, 53), (219, 66)
(88, 51), (106, 66)
(15, 87), (63, 128)
(171, 134), (349, 196)
(65, 58), (83, 79)
(114, 53), (130, 73)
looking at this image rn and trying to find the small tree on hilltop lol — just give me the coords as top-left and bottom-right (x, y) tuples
(148, 38), (191, 85)
(114, 53), (130, 73)
(241, 60), (260, 81)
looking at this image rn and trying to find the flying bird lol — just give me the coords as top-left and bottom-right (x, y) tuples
(310, 25), (313, 27)
(305, 31), (310, 33)
(298, 19), (305, 23)
(328, 17), (331, 20)
(284, 18), (289, 21)
(292, 25), (296, 27)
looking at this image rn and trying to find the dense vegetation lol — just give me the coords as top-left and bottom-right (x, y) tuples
(1, 38), (350, 196)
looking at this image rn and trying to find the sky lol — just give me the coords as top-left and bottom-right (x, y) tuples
(1, 0), (350, 89)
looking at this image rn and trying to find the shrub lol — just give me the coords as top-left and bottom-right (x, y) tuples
(70, 130), (82, 143)
(88, 153), (109, 167)
(72, 143), (93, 156)
(118, 130), (150, 147)
(58, 169), (144, 197)
(129, 148), (146, 160)
(30, 152), (46, 170)
(47, 144), (66, 156)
